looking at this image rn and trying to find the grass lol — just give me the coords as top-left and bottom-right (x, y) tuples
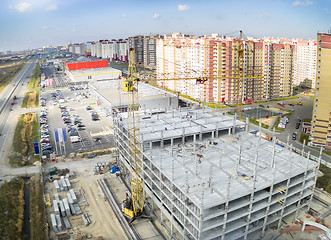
(317, 164), (331, 194)
(21, 91), (39, 108)
(303, 118), (312, 123)
(0, 60), (26, 93)
(249, 118), (269, 129)
(35, 90), (39, 107)
(21, 92), (29, 108)
(28, 63), (41, 89)
(268, 96), (298, 101)
(11, 113), (39, 166)
(0, 178), (25, 240)
(29, 176), (47, 240)
(300, 134), (310, 145)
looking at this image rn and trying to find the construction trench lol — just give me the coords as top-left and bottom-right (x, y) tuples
(113, 107), (320, 240)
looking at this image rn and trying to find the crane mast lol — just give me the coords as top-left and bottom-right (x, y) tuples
(123, 49), (144, 218)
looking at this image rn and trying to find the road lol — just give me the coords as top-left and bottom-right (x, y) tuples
(245, 95), (331, 165)
(0, 57), (39, 179)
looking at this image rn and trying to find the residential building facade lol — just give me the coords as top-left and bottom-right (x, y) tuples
(156, 34), (295, 103)
(310, 33), (331, 148)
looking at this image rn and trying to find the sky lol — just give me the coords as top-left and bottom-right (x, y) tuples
(0, 0), (330, 52)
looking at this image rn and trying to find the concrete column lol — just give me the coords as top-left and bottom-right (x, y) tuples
(171, 138), (173, 147)
(149, 142), (152, 150)
(157, 113), (159, 120)
(212, 131), (215, 139)
(193, 134), (196, 143)
(199, 126), (202, 141)
(182, 128), (185, 145)
(172, 110), (174, 118)
(232, 115), (236, 135)
(228, 128), (231, 136)
(215, 122), (219, 138)
(245, 117), (249, 132)
(160, 131), (164, 149)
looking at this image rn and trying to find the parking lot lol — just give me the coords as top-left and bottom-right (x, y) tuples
(39, 86), (114, 156)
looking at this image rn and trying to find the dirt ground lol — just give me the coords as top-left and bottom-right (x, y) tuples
(258, 115), (277, 126)
(46, 159), (127, 240)
(26, 91), (37, 108)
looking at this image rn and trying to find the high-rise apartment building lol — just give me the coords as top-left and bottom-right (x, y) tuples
(129, 35), (144, 64)
(143, 34), (161, 69)
(293, 40), (317, 88)
(156, 35), (295, 103)
(310, 33), (331, 148)
(90, 39), (128, 62)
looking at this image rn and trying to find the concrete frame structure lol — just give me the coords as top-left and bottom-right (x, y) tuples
(114, 108), (319, 240)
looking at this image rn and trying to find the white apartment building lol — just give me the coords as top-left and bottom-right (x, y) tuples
(156, 35), (207, 101)
(292, 40), (317, 88)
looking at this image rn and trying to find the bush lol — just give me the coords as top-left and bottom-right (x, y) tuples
(300, 134), (310, 145)
(29, 176), (47, 240)
(28, 63), (41, 89)
(0, 178), (25, 240)
(317, 165), (331, 194)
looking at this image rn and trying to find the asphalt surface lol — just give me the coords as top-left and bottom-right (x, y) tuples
(245, 95), (331, 165)
(0, 57), (40, 179)
(40, 87), (114, 156)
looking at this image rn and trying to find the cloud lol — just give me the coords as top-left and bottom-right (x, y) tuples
(42, 26), (49, 30)
(292, 0), (313, 7)
(10, 2), (33, 13)
(178, 4), (190, 11)
(324, 8), (331, 14)
(46, 3), (58, 11)
(152, 13), (160, 19)
(121, 14), (127, 18)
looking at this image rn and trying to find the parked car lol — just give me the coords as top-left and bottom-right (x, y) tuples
(93, 137), (101, 142)
(86, 106), (92, 110)
(40, 138), (50, 143)
(77, 123), (85, 127)
(74, 120), (81, 125)
(292, 132), (297, 140)
(77, 127), (85, 131)
(296, 122), (301, 129)
(42, 150), (52, 156)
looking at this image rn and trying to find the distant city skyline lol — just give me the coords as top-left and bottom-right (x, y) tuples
(0, 0), (330, 52)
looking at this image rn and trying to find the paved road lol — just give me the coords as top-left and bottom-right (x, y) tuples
(246, 95), (331, 165)
(0, 58), (39, 179)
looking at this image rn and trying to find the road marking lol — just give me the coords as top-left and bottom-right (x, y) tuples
(91, 130), (113, 137)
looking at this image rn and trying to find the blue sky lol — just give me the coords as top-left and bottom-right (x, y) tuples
(0, 0), (330, 51)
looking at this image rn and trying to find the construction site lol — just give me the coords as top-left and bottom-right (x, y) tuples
(114, 106), (321, 239)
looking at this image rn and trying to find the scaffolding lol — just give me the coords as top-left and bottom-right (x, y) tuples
(114, 107), (319, 240)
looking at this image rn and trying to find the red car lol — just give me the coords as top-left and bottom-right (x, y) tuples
(40, 138), (50, 143)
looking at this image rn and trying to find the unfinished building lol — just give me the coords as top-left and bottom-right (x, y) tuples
(114, 108), (319, 240)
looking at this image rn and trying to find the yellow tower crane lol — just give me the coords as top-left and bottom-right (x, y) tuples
(121, 46), (262, 220)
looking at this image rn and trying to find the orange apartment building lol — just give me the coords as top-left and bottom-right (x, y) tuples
(156, 35), (295, 103)
(310, 33), (331, 148)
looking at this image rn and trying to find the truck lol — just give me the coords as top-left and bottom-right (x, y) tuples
(70, 136), (81, 143)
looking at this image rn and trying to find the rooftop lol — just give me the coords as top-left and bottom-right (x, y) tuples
(119, 108), (317, 210)
(69, 67), (121, 77)
(93, 82), (178, 108)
